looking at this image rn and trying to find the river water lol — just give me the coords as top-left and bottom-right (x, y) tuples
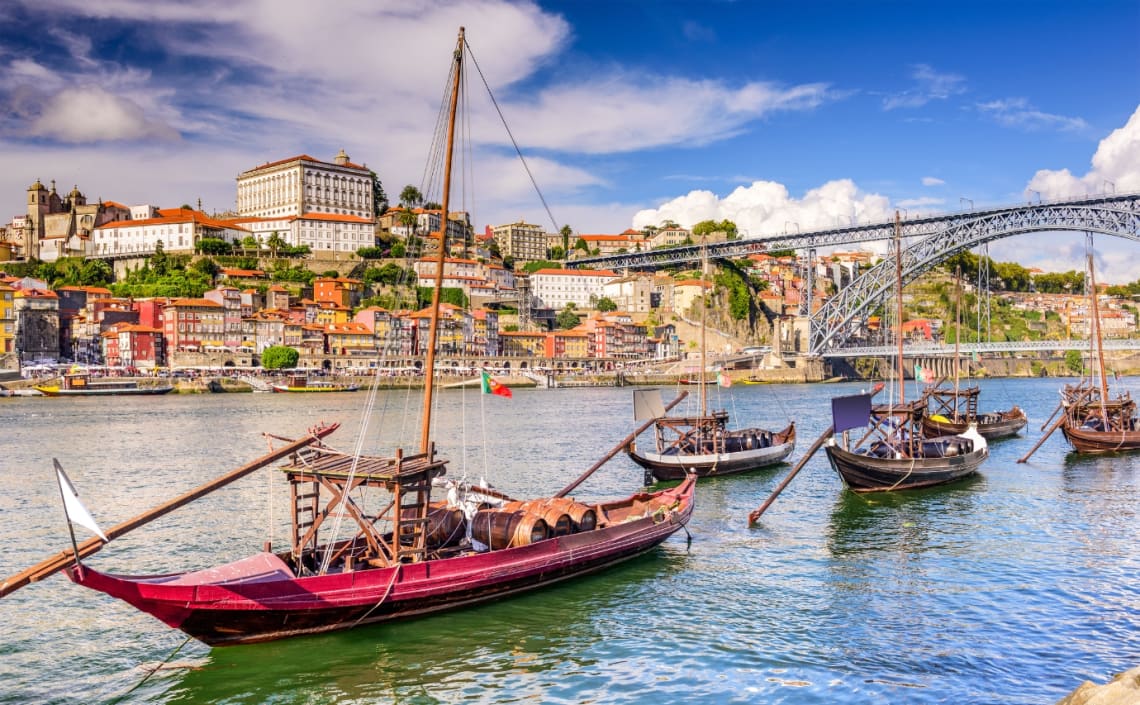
(0, 378), (1137, 704)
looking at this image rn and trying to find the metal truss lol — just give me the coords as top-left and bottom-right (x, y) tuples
(567, 193), (1139, 272)
(827, 338), (1140, 359)
(810, 195), (1140, 354)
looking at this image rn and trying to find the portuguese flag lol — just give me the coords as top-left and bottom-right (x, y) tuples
(481, 371), (512, 398)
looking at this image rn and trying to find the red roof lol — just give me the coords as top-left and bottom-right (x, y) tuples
(531, 268), (618, 277)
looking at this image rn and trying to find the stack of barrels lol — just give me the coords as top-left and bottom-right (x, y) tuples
(472, 497), (599, 550)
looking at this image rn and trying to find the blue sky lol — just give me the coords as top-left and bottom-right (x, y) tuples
(1, 0), (1138, 278)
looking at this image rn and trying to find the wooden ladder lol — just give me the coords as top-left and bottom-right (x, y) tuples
(291, 478), (320, 556)
(393, 451), (434, 563)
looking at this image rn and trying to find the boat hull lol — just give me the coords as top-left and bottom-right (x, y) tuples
(627, 423), (795, 481)
(824, 443), (987, 492)
(1060, 423), (1140, 453)
(270, 384), (360, 393)
(921, 409), (1027, 440)
(66, 478), (695, 646)
(34, 385), (174, 397)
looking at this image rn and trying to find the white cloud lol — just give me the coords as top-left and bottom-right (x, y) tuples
(632, 178), (892, 240)
(1026, 104), (1140, 198)
(921, 176), (945, 186)
(28, 87), (180, 142)
(896, 196), (944, 209)
(978, 98), (1088, 132)
(883, 64), (966, 110)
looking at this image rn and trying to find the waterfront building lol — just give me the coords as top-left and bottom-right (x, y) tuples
(500, 330), (547, 357)
(325, 322), (376, 357)
(529, 268), (619, 310)
(492, 221), (547, 264)
(545, 329), (589, 359)
(103, 323), (166, 369)
(265, 285), (292, 312)
(71, 298), (137, 364)
(465, 308), (500, 356)
(163, 298), (224, 353)
(0, 283), (14, 365)
(202, 286), (245, 350)
(13, 288), (60, 363)
(248, 310), (289, 352)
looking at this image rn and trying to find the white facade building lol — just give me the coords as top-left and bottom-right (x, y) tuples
(92, 208), (249, 255)
(236, 150), (374, 220)
(529, 268), (619, 310)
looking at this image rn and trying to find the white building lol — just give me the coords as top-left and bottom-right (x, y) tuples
(601, 274), (654, 313)
(236, 150), (374, 219)
(92, 208), (249, 256)
(230, 212), (375, 253)
(529, 268), (619, 310)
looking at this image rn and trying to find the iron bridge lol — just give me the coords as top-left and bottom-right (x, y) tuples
(568, 193), (1140, 356)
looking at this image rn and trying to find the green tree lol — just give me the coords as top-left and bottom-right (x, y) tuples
(266, 231), (287, 258)
(150, 240), (169, 276)
(196, 237), (233, 256)
(261, 345), (300, 370)
(692, 219), (738, 240)
(560, 224), (572, 254)
(574, 237), (588, 251)
(399, 185), (423, 208)
(556, 303), (580, 329)
(191, 257), (220, 280)
(523, 260), (561, 273)
(549, 246), (566, 260)
(79, 258), (113, 286)
(1065, 349), (1083, 374)
(357, 246), (386, 259)
(596, 296), (617, 312)
(370, 170), (388, 217)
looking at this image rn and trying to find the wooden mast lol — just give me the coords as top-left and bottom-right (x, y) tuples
(699, 236), (708, 418)
(420, 27), (464, 454)
(1088, 250), (1110, 423)
(954, 265), (962, 419)
(894, 211), (905, 405)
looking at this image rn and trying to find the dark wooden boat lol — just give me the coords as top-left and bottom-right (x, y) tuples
(921, 385), (1027, 440)
(825, 396), (988, 492)
(628, 242), (794, 481)
(4, 28), (697, 647)
(270, 374), (360, 393)
(1056, 252), (1140, 454)
(824, 213), (988, 492)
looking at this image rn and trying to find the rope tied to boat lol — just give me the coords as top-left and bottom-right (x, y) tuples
(351, 563), (402, 629)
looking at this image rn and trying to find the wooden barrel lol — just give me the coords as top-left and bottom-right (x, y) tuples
(471, 509), (549, 550)
(401, 502), (466, 548)
(534, 497), (597, 532)
(502, 501), (572, 537)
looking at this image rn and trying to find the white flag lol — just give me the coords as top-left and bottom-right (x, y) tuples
(55, 464), (109, 542)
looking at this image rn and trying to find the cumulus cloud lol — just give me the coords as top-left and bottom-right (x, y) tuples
(978, 98), (1088, 132)
(632, 178), (892, 240)
(28, 87), (180, 142)
(883, 64), (966, 110)
(921, 176), (945, 186)
(1026, 104), (1140, 198)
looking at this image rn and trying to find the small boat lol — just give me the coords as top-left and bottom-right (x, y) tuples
(34, 372), (173, 397)
(919, 267), (1025, 440)
(270, 374), (360, 393)
(1, 28), (697, 648)
(823, 213), (988, 492)
(1056, 249), (1140, 454)
(921, 385), (1027, 440)
(628, 241), (795, 481)
(825, 396), (988, 492)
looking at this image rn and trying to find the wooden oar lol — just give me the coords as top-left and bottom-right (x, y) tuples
(1018, 411), (1067, 464)
(747, 426), (833, 526)
(1039, 401), (1063, 432)
(556, 390), (688, 498)
(0, 422), (340, 598)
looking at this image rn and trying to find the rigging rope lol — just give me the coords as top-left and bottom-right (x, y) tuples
(464, 35), (562, 234)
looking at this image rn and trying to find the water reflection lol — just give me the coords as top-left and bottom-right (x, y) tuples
(165, 550), (689, 704)
(825, 475), (985, 558)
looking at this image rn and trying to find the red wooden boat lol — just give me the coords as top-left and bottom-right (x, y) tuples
(1, 28), (696, 647)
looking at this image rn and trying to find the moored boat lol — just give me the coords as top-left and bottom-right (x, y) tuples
(34, 372), (173, 397)
(269, 374), (360, 393)
(3, 28), (698, 648)
(921, 385), (1027, 440)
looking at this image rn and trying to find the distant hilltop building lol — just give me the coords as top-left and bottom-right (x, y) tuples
(492, 221), (546, 265)
(233, 151), (378, 253)
(236, 150), (374, 219)
(9, 180), (130, 262)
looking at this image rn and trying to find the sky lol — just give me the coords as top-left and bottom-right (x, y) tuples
(1, 0), (1138, 280)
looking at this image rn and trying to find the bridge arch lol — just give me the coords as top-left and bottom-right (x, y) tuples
(810, 201), (1140, 354)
